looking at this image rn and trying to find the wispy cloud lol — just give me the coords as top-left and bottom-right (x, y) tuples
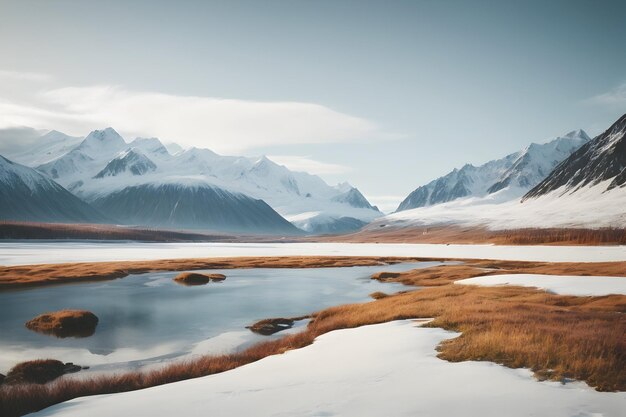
(584, 82), (626, 106)
(0, 70), (392, 154)
(267, 155), (351, 175)
(0, 70), (52, 82)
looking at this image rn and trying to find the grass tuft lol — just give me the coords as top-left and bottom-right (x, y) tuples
(25, 310), (98, 338)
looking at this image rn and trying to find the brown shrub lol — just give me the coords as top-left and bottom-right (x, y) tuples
(173, 272), (226, 286)
(4, 360), (67, 385)
(369, 291), (389, 299)
(25, 310), (98, 338)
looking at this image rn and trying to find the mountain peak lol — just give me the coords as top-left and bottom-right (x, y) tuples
(563, 129), (590, 141)
(94, 148), (157, 178)
(129, 137), (169, 155)
(87, 127), (122, 141)
(80, 128), (126, 152)
(331, 187), (375, 210)
(524, 113), (626, 199)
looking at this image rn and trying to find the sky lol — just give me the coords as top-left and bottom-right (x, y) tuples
(0, 0), (625, 212)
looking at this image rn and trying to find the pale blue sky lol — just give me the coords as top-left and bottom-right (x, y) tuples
(0, 0), (625, 210)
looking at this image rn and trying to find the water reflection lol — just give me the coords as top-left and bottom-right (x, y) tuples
(0, 262), (442, 374)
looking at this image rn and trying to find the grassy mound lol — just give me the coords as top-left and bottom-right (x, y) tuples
(247, 316), (308, 335)
(2, 360), (82, 385)
(369, 291), (389, 299)
(25, 310), (99, 338)
(174, 272), (226, 286)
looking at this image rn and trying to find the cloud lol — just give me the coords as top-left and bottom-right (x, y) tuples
(267, 155), (351, 175)
(0, 70), (52, 82)
(584, 82), (626, 106)
(0, 126), (46, 153)
(0, 72), (391, 154)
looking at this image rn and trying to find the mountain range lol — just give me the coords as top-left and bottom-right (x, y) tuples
(376, 113), (626, 230)
(2, 113), (624, 234)
(396, 130), (590, 211)
(524, 113), (626, 199)
(2, 128), (380, 234)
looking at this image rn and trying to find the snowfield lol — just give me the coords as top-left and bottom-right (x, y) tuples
(33, 321), (626, 417)
(456, 273), (626, 296)
(380, 180), (626, 230)
(2, 242), (626, 266)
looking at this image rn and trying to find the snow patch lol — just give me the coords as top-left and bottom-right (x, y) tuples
(456, 273), (626, 296)
(32, 321), (626, 417)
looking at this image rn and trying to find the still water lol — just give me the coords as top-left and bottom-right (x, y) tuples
(0, 262), (440, 374)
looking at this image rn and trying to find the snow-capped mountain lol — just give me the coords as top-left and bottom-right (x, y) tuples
(366, 115), (626, 231)
(5, 130), (83, 167)
(94, 149), (157, 178)
(0, 155), (107, 223)
(37, 128), (128, 181)
(396, 130), (589, 212)
(524, 115), (626, 199)
(331, 186), (377, 210)
(14, 127), (379, 233)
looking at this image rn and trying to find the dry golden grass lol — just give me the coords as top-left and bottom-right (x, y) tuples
(4, 255), (626, 291)
(1, 260), (625, 417)
(0, 256), (417, 291)
(25, 310), (99, 338)
(0, 221), (241, 242)
(323, 224), (626, 245)
(309, 284), (625, 391)
(368, 291), (389, 299)
(372, 260), (626, 287)
(173, 272), (226, 286)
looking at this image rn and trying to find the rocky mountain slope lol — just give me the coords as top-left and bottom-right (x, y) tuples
(524, 114), (626, 199)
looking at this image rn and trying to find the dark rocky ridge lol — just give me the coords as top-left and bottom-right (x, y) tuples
(524, 113), (626, 199)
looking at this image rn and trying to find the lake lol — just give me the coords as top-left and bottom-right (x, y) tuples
(0, 261), (439, 374)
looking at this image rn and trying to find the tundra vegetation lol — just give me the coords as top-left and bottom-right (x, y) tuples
(0, 258), (624, 417)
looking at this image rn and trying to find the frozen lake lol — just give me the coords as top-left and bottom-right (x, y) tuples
(1, 241), (626, 265)
(0, 261), (435, 374)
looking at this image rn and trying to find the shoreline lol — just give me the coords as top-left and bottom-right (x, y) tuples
(2, 255), (626, 291)
(0, 259), (625, 416)
(0, 256), (423, 291)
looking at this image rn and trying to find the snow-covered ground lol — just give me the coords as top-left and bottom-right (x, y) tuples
(381, 180), (626, 229)
(456, 273), (626, 296)
(1, 242), (626, 266)
(34, 320), (625, 417)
